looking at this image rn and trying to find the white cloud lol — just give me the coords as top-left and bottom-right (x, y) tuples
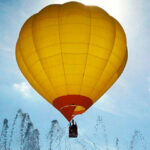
(94, 94), (121, 116)
(93, 93), (150, 119)
(13, 82), (32, 97)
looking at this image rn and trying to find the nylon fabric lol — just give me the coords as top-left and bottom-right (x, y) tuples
(16, 2), (127, 121)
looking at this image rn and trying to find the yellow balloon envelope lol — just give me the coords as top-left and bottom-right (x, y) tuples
(16, 2), (128, 121)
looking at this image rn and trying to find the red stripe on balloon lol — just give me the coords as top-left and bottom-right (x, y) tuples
(53, 95), (93, 121)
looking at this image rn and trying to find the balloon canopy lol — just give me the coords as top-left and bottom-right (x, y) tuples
(16, 1), (127, 121)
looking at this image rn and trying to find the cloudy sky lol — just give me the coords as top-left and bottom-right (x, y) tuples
(0, 0), (150, 149)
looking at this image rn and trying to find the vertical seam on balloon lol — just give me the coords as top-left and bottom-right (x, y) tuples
(17, 40), (49, 100)
(93, 48), (127, 100)
(58, 5), (68, 95)
(79, 7), (92, 95)
(31, 15), (58, 97)
(90, 19), (117, 98)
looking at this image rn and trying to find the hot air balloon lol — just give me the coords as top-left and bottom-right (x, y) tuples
(16, 1), (127, 137)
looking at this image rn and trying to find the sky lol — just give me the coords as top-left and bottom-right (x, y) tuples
(0, 0), (150, 149)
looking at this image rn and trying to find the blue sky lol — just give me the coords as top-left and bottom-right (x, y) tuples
(0, 0), (150, 149)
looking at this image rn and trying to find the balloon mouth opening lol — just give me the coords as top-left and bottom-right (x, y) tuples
(53, 95), (93, 121)
(60, 105), (86, 116)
